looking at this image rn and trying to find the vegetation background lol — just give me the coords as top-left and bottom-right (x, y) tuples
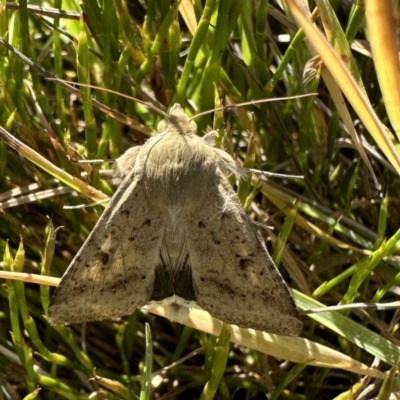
(1, 0), (400, 398)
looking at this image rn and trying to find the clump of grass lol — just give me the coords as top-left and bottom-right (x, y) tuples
(1, 1), (400, 398)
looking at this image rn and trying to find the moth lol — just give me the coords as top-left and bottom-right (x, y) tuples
(48, 104), (302, 336)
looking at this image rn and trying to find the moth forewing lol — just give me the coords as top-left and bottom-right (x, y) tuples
(48, 103), (302, 336)
(185, 170), (301, 336)
(47, 170), (164, 325)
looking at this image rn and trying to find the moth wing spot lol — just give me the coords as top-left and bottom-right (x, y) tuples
(121, 209), (130, 217)
(96, 251), (109, 265)
(239, 258), (251, 269)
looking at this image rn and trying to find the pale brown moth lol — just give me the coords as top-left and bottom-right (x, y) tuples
(48, 104), (302, 336)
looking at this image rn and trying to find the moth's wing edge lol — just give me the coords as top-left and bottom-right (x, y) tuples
(186, 173), (302, 336)
(48, 173), (164, 325)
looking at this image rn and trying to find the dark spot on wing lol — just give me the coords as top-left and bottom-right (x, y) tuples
(198, 221), (205, 228)
(121, 209), (130, 217)
(111, 278), (128, 293)
(73, 282), (86, 294)
(128, 236), (135, 241)
(239, 258), (251, 269)
(76, 255), (82, 262)
(96, 251), (109, 265)
(145, 219), (151, 226)
(261, 290), (272, 301)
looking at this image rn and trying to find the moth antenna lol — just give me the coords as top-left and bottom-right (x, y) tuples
(189, 93), (317, 121)
(0, 38), (153, 133)
(45, 78), (169, 119)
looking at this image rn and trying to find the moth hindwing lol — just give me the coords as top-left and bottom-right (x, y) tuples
(48, 104), (302, 336)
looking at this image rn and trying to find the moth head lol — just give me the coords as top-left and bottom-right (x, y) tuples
(158, 103), (197, 136)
